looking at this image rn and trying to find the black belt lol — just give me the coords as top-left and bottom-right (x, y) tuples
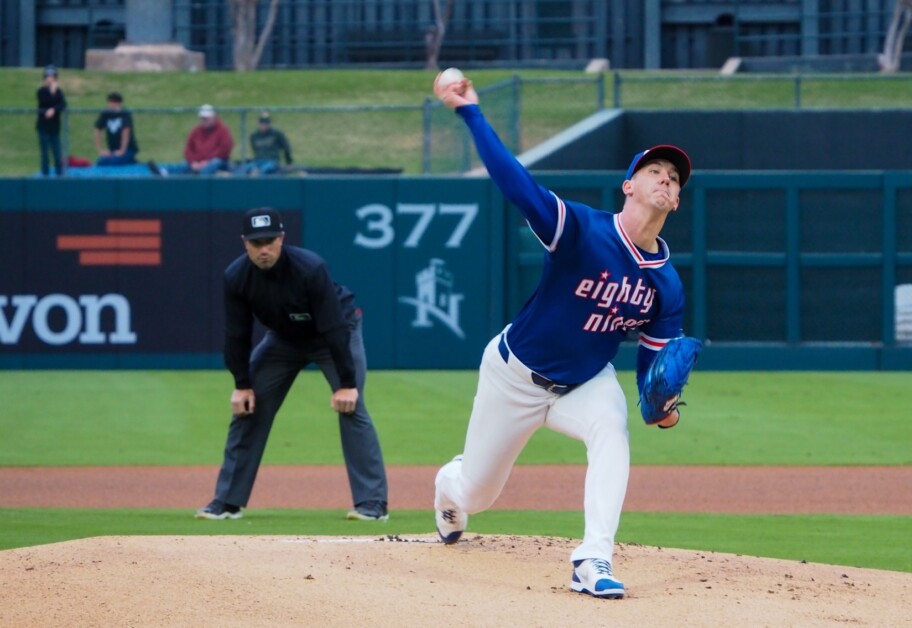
(498, 334), (577, 395)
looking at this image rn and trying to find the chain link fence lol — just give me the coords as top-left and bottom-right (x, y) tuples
(0, 74), (604, 177)
(4, 72), (912, 177)
(1, 105), (430, 177)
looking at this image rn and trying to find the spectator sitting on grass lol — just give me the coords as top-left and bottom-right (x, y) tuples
(234, 111), (293, 176)
(94, 92), (139, 166)
(149, 104), (234, 176)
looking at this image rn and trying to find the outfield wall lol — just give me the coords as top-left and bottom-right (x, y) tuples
(1, 174), (910, 370)
(523, 110), (912, 172)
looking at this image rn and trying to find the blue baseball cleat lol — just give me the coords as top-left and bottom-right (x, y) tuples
(570, 558), (625, 599)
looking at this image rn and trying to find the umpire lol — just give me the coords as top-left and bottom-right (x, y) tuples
(196, 207), (390, 521)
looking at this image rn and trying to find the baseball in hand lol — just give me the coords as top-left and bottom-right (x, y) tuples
(434, 67), (466, 98)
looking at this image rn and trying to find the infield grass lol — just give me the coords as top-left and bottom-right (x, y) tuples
(0, 509), (909, 573)
(2, 369), (911, 568)
(2, 370), (911, 466)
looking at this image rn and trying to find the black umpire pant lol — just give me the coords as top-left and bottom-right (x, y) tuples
(212, 312), (388, 509)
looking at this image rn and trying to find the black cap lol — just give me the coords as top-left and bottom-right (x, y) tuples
(258, 111), (271, 124)
(43, 65), (58, 78)
(107, 92), (123, 103)
(241, 207), (285, 240)
(625, 145), (692, 188)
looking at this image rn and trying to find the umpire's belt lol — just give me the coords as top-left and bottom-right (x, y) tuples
(498, 334), (577, 395)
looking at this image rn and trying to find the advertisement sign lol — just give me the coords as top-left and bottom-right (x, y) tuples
(1, 178), (501, 369)
(0, 210), (299, 366)
(303, 177), (497, 368)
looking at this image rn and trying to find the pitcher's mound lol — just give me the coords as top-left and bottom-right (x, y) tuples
(1, 535), (908, 626)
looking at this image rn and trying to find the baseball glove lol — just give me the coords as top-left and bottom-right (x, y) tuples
(639, 336), (703, 425)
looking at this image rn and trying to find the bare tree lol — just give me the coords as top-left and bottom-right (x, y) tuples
(229, 0), (281, 71)
(879, 0), (912, 73)
(425, 0), (456, 70)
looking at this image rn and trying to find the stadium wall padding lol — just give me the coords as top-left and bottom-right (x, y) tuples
(1, 174), (911, 370)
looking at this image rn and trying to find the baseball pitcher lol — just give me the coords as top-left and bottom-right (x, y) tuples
(432, 72), (700, 599)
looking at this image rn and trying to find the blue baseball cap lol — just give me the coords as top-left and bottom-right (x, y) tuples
(625, 145), (692, 187)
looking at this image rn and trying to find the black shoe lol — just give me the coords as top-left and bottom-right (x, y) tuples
(346, 500), (389, 522)
(194, 499), (243, 520)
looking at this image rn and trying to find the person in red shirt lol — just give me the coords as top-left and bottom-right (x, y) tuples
(149, 104), (234, 176)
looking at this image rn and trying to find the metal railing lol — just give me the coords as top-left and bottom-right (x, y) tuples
(9, 1), (903, 71)
(610, 72), (912, 109)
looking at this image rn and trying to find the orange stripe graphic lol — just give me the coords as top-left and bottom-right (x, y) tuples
(79, 251), (161, 266)
(106, 220), (161, 234)
(58, 219), (163, 266)
(57, 235), (161, 250)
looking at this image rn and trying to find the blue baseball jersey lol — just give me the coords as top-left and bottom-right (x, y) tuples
(458, 104), (685, 387)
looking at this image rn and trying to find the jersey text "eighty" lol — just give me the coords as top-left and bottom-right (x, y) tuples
(574, 273), (655, 314)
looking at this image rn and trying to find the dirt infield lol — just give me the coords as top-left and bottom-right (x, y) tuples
(2, 464), (911, 514)
(2, 534), (910, 627)
(2, 465), (911, 626)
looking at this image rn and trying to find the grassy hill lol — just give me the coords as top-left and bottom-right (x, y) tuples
(1, 68), (910, 176)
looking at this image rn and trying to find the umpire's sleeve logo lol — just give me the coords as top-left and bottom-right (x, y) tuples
(289, 313), (312, 322)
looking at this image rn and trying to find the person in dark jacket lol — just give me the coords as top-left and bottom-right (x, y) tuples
(234, 111), (294, 176)
(195, 207), (390, 522)
(94, 92), (139, 166)
(36, 65), (67, 176)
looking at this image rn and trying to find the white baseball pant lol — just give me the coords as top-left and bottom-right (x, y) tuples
(435, 327), (630, 564)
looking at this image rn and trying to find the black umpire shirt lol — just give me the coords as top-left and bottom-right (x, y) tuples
(223, 245), (358, 391)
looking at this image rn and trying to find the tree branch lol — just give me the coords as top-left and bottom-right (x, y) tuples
(252, 0), (281, 69)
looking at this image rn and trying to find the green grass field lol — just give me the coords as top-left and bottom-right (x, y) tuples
(2, 370), (911, 466)
(2, 370), (910, 572)
(1, 509), (908, 573)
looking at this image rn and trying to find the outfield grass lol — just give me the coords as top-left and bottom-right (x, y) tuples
(3, 68), (912, 176)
